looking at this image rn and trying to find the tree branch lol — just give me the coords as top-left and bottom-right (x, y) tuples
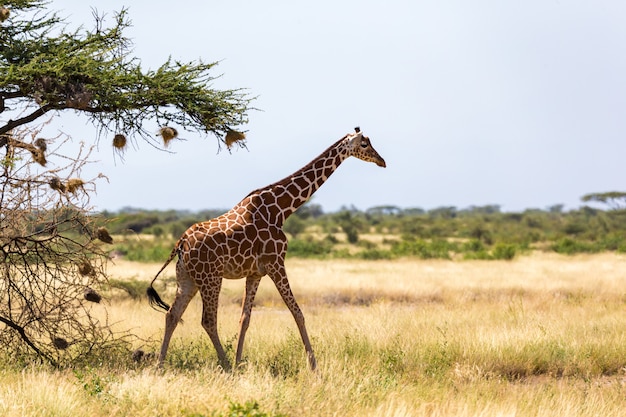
(0, 104), (55, 146)
(0, 314), (57, 367)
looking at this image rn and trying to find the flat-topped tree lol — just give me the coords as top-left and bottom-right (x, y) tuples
(0, 1), (252, 366)
(0, 1), (251, 150)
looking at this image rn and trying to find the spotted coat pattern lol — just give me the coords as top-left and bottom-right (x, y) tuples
(148, 129), (386, 370)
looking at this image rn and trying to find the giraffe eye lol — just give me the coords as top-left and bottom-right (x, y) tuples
(360, 141), (368, 148)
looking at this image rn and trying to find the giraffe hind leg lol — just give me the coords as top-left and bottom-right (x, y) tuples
(199, 276), (231, 370)
(157, 260), (198, 368)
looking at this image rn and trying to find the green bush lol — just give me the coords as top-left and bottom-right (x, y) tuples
(551, 238), (599, 255)
(390, 238), (454, 259)
(491, 243), (517, 260)
(114, 239), (175, 262)
(357, 249), (393, 260)
(286, 237), (333, 258)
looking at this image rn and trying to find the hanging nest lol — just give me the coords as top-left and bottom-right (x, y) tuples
(52, 337), (69, 350)
(34, 138), (47, 152)
(96, 227), (113, 244)
(158, 127), (178, 147)
(77, 260), (94, 276)
(49, 177), (66, 192)
(224, 130), (246, 149)
(132, 349), (145, 362)
(7, 136), (46, 166)
(66, 178), (84, 194)
(132, 349), (156, 362)
(112, 133), (127, 150)
(0, 7), (9, 22)
(84, 287), (102, 304)
(30, 147), (46, 166)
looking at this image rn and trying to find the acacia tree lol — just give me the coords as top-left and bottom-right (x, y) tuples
(581, 192), (626, 211)
(0, 1), (252, 366)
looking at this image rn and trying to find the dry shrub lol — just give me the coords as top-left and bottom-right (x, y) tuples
(0, 129), (127, 367)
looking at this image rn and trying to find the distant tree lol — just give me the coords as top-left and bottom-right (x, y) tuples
(463, 205), (501, 214)
(0, 1), (252, 365)
(293, 201), (324, 219)
(366, 205), (402, 216)
(283, 215), (306, 239)
(402, 207), (426, 215)
(581, 192), (626, 210)
(548, 204), (565, 213)
(428, 206), (457, 219)
(335, 211), (361, 243)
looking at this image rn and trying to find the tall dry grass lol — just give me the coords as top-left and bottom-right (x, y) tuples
(1, 253), (626, 416)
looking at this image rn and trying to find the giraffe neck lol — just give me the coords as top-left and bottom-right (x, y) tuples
(253, 135), (351, 224)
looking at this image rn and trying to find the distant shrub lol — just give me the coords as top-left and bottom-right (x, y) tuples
(115, 240), (174, 262)
(109, 278), (146, 299)
(551, 238), (599, 255)
(357, 249), (393, 260)
(462, 250), (491, 260)
(491, 243), (517, 260)
(286, 237), (333, 258)
(391, 238), (454, 259)
(599, 233), (626, 251)
(462, 239), (485, 253)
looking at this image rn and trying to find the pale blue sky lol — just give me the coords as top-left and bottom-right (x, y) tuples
(43, 1), (626, 212)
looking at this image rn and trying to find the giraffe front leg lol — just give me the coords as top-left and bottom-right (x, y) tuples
(236, 276), (261, 367)
(269, 266), (317, 371)
(200, 276), (231, 370)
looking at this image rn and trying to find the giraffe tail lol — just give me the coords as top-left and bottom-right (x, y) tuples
(146, 243), (179, 312)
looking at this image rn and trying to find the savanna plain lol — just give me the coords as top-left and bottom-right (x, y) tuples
(2, 253), (626, 417)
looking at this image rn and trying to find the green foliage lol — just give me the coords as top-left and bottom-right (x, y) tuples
(208, 401), (287, 417)
(581, 191), (626, 210)
(114, 238), (174, 262)
(73, 368), (112, 398)
(391, 238), (455, 259)
(102, 195), (626, 261)
(491, 243), (517, 260)
(108, 278), (147, 300)
(357, 248), (393, 260)
(334, 211), (363, 244)
(283, 215), (306, 238)
(0, 2), (252, 145)
(285, 237), (333, 258)
(551, 238), (601, 255)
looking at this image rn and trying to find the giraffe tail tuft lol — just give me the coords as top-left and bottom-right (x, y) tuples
(146, 241), (180, 313)
(147, 286), (171, 312)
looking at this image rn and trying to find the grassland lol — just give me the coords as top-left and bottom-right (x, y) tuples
(2, 253), (626, 416)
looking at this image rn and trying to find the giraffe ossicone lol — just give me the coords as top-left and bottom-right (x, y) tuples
(147, 127), (386, 371)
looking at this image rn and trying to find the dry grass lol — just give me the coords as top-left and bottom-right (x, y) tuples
(2, 253), (626, 416)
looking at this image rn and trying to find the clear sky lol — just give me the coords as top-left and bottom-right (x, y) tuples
(44, 1), (626, 213)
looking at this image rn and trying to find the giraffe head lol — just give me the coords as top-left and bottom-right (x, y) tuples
(346, 127), (386, 168)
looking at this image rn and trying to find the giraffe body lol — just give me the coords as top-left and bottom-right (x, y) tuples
(147, 128), (386, 370)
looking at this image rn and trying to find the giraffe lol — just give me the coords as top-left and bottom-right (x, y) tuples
(147, 127), (386, 370)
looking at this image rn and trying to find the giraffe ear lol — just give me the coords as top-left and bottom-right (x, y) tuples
(348, 130), (363, 146)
